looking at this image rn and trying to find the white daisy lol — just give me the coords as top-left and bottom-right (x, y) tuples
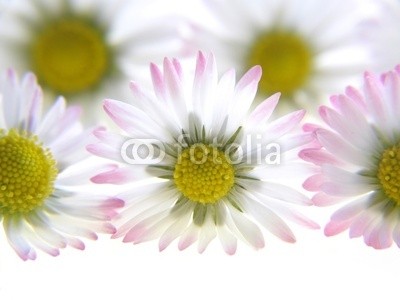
(364, 0), (400, 72)
(0, 0), (185, 110)
(301, 66), (400, 249)
(0, 68), (123, 260)
(88, 52), (319, 254)
(188, 0), (371, 108)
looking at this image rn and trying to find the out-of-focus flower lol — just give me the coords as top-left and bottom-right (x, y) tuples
(365, 0), (400, 72)
(301, 66), (400, 249)
(88, 52), (318, 254)
(188, 0), (371, 108)
(0, 0), (185, 112)
(0, 68), (123, 260)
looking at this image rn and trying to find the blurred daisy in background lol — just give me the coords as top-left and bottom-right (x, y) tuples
(364, 0), (400, 72)
(301, 66), (400, 249)
(0, 68), (123, 260)
(88, 52), (319, 254)
(187, 0), (372, 109)
(0, 0), (186, 117)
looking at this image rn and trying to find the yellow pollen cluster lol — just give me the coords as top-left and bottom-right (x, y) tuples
(247, 30), (313, 97)
(173, 145), (235, 204)
(377, 144), (400, 205)
(31, 18), (110, 94)
(0, 129), (58, 215)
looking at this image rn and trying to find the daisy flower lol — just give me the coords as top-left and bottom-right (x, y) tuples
(300, 66), (400, 249)
(0, 68), (123, 260)
(0, 0), (184, 108)
(188, 0), (371, 107)
(88, 52), (319, 254)
(364, 0), (400, 72)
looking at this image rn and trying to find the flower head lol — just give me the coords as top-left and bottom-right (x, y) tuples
(301, 66), (400, 249)
(0, 0), (184, 110)
(189, 0), (371, 107)
(89, 52), (318, 254)
(0, 68), (123, 260)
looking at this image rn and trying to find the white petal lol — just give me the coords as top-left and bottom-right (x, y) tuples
(197, 211), (217, 253)
(240, 193), (296, 243)
(178, 223), (200, 251)
(3, 216), (36, 260)
(217, 224), (237, 255)
(226, 202), (264, 249)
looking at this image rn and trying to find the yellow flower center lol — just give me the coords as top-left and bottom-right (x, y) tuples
(173, 145), (235, 204)
(30, 18), (111, 95)
(246, 30), (313, 97)
(377, 144), (400, 205)
(0, 129), (58, 215)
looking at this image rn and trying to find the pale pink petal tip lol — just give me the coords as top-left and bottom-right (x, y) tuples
(92, 126), (107, 136)
(312, 193), (341, 207)
(238, 65), (262, 89)
(101, 198), (124, 220)
(158, 241), (169, 252)
(91, 167), (133, 185)
(122, 225), (146, 243)
(178, 236), (196, 251)
(224, 246), (237, 256)
(302, 123), (320, 133)
(197, 51), (207, 65)
(103, 223), (117, 235)
(324, 221), (349, 236)
(102, 198), (125, 208)
(19, 248), (37, 261)
(50, 249), (61, 257)
(67, 238), (85, 250)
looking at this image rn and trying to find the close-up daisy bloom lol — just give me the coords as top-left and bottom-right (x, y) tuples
(0, 0), (184, 109)
(188, 0), (371, 108)
(0, 68), (123, 260)
(300, 66), (400, 249)
(88, 52), (319, 254)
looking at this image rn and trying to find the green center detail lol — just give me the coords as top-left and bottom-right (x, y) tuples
(0, 129), (58, 215)
(377, 144), (400, 205)
(30, 18), (111, 95)
(173, 145), (235, 204)
(247, 30), (313, 97)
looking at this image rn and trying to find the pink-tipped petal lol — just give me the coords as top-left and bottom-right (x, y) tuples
(344, 86), (366, 110)
(91, 167), (136, 185)
(364, 72), (386, 124)
(103, 99), (164, 138)
(217, 225), (237, 255)
(349, 212), (375, 238)
(364, 221), (393, 249)
(228, 205), (265, 249)
(315, 129), (367, 166)
(66, 237), (85, 250)
(158, 213), (191, 251)
(244, 197), (296, 243)
(299, 148), (338, 166)
(312, 192), (342, 207)
(150, 63), (166, 101)
(123, 224), (147, 243)
(303, 174), (324, 191)
(178, 225), (199, 251)
(86, 143), (122, 162)
(197, 219), (217, 254)
(266, 110), (306, 140)
(324, 219), (353, 236)
(236, 65), (262, 92)
(247, 93), (280, 128)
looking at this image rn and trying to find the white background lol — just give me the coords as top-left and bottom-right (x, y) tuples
(1, 0), (399, 299)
